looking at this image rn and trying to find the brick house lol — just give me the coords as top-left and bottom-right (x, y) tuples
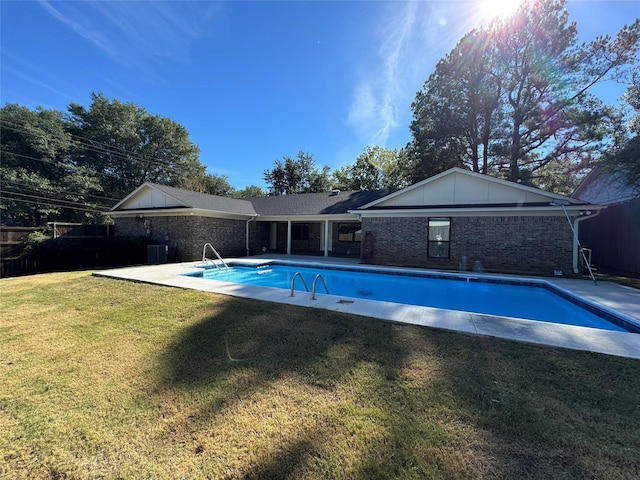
(107, 168), (602, 275)
(108, 182), (390, 261)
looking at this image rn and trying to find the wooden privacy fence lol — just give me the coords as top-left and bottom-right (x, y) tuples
(1, 223), (115, 276)
(51, 222), (114, 238)
(0, 226), (41, 275)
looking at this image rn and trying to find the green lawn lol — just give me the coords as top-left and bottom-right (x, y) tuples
(1, 272), (639, 479)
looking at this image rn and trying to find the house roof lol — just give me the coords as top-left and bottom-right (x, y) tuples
(573, 167), (638, 205)
(149, 183), (258, 215)
(109, 168), (598, 220)
(247, 190), (393, 216)
(109, 182), (391, 218)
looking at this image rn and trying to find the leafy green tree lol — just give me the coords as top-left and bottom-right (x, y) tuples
(1, 104), (104, 225)
(232, 185), (265, 198)
(409, 28), (503, 182)
(68, 93), (203, 199)
(600, 79), (640, 192)
(200, 174), (235, 196)
(263, 151), (331, 195)
(409, 0), (640, 189)
(179, 173), (235, 196)
(333, 146), (412, 190)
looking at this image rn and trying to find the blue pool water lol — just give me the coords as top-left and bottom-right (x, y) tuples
(185, 263), (634, 333)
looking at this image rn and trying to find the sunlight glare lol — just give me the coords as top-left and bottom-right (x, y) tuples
(479, 0), (524, 22)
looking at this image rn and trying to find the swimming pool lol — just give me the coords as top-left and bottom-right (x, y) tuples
(184, 262), (638, 333)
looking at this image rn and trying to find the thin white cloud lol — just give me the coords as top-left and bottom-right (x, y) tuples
(38, 1), (119, 60)
(37, 0), (222, 67)
(1, 49), (78, 104)
(347, 1), (477, 147)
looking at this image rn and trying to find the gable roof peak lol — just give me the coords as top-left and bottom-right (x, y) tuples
(356, 167), (582, 210)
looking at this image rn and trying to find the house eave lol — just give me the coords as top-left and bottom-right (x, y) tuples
(106, 207), (257, 220)
(349, 205), (605, 217)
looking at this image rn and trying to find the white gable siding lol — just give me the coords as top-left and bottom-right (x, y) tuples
(119, 186), (185, 209)
(375, 171), (552, 207)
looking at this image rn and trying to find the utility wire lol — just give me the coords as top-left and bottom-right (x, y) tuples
(1, 117), (205, 211)
(2, 177), (121, 203)
(1, 189), (112, 210)
(0, 148), (141, 184)
(1, 119), (191, 174)
(1, 196), (107, 214)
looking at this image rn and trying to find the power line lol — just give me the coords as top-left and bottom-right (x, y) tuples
(1, 118), (165, 168)
(2, 177), (121, 203)
(1, 196), (107, 214)
(1, 189), (112, 211)
(0, 148), (135, 184)
(1, 118), (194, 174)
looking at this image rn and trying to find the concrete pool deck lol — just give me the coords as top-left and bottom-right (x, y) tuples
(94, 255), (640, 360)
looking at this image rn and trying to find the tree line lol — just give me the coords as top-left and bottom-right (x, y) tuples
(1, 93), (262, 226)
(2, 0), (638, 227)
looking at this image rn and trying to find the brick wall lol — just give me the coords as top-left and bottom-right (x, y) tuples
(248, 221), (270, 255)
(114, 215), (247, 261)
(361, 215), (574, 275)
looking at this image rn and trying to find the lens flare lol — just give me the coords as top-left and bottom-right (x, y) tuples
(479, 0), (524, 22)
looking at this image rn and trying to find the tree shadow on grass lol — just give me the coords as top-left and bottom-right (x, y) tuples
(153, 295), (451, 477)
(157, 296), (406, 392)
(151, 293), (640, 479)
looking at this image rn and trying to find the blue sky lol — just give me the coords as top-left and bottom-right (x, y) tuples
(2, 1), (638, 190)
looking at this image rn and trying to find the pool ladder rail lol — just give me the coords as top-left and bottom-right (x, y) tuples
(311, 274), (329, 300)
(202, 243), (228, 269)
(290, 272), (329, 300)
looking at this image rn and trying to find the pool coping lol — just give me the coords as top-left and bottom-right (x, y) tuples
(93, 256), (640, 360)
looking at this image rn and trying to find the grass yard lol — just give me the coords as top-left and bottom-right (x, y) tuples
(1, 272), (639, 479)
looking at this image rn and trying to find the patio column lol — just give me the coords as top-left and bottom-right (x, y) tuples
(287, 220), (291, 255)
(323, 219), (329, 257)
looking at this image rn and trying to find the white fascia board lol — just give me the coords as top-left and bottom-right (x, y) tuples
(352, 204), (605, 217)
(106, 208), (257, 220)
(254, 214), (356, 222)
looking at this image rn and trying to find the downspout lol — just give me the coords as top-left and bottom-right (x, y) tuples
(550, 200), (599, 285)
(246, 215), (258, 257)
(572, 209), (601, 275)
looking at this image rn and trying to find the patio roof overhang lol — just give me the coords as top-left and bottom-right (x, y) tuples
(254, 213), (358, 222)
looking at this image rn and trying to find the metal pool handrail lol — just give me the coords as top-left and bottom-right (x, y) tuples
(290, 272), (309, 297)
(311, 274), (329, 300)
(202, 243), (228, 269)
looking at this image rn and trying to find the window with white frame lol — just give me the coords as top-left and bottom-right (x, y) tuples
(428, 218), (450, 258)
